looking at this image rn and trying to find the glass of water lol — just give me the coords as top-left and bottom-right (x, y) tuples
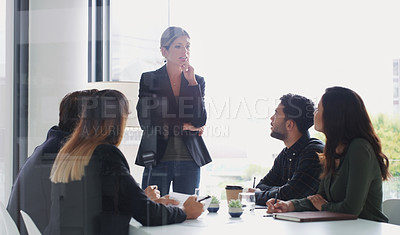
(239, 192), (256, 213)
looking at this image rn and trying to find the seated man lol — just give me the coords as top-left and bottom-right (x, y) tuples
(249, 94), (324, 206)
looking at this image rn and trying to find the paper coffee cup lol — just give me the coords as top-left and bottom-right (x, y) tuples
(225, 185), (243, 204)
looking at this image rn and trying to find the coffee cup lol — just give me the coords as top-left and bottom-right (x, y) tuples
(225, 185), (243, 204)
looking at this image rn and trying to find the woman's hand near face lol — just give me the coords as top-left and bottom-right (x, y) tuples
(266, 199), (295, 214)
(307, 194), (327, 211)
(181, 60), (197, 86)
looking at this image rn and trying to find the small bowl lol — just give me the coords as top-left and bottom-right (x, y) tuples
(208, 203), (220, 213)
(207, 206), (219, 213)
(229, 211), (243, 217)
(228, 207), (243, 218)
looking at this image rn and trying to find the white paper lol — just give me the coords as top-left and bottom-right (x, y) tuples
(169, 192), (190, 208)
(168, 192), (212, 209)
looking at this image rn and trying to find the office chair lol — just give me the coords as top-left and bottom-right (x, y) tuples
(382, 198), (400, 225)
(20, 210), (41, 235)
(0, 202), (20, 235)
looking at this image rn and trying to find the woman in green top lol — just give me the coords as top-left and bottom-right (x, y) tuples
(267, 86), (390, 222)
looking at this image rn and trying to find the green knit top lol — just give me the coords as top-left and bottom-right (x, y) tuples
(291, 138), (388, 222)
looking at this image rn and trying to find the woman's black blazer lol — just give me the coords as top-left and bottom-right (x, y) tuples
(135, 65), (211, 167)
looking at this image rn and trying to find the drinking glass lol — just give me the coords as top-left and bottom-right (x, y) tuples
(239, 192), (255, 213)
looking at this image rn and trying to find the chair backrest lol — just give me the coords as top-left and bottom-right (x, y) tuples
(20, 210), (41, 235)
(0, 202), (20, 235)
(382, 198), (400, 225)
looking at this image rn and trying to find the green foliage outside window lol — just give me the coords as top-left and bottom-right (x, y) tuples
(372, 114), (400, 177)
(372, 114), (400, 199)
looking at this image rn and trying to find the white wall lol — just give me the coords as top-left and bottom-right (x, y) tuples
(0, 0), (89, 204)
(0, 0), (13, 205)
(28, 0), (88, 155)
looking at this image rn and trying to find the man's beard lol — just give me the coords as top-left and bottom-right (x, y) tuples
(270, 131), (286, 141)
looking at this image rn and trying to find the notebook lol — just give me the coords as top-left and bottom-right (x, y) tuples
(272, 211), (357, 222)
(255, 205), (268, 209)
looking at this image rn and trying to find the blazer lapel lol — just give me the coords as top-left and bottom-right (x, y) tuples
(156, 65), (172, 95)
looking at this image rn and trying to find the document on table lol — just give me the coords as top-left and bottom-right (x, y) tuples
(169, 192), (212, 209)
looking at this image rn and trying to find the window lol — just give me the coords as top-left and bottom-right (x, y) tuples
(110, 0), (168, 82)
(111, 0), (400, 199)
(111, 0), (400, 200)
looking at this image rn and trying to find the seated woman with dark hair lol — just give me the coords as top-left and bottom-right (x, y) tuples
(267, 86), (390, 222)
(45, 89), (204, 235)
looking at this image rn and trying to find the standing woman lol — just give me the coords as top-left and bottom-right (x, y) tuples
(136, 26), (211, 196)
(267, 86), (390, 222)
(46, 90), (203, 235)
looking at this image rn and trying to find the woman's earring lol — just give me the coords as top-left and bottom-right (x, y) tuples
(163, 58), (167, 63)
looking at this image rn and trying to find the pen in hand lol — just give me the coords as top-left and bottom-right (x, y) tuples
(274, 188), (280, 205)
(197, 195), (211, 202)
(252, 176), (256, 188)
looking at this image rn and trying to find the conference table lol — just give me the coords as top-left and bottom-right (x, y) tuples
(129, 204), (400, 235)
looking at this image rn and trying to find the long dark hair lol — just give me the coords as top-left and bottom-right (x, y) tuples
(320, 86), (390, 180)
(58, 89), (99, 133)
(51, 89), (129, 183)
